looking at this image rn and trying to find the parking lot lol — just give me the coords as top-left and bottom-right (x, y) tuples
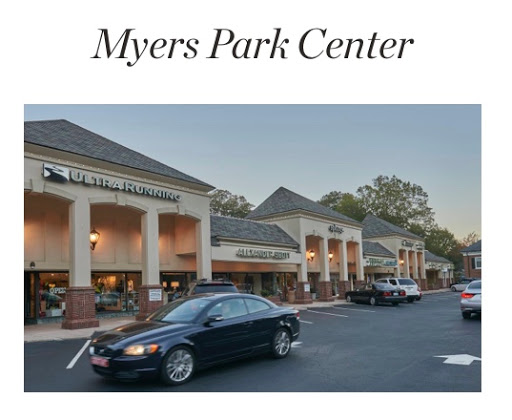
(24, 291), (481, 392)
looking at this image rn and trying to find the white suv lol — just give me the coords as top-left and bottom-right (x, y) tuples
(376, 278), (421, 302)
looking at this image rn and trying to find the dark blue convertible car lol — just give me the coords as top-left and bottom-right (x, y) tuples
(89, 293), (300, 385)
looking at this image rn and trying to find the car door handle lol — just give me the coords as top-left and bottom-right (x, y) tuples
(243, 321), (254, 326)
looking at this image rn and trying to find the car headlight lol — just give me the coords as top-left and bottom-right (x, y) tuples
(123, 344), (159, 356)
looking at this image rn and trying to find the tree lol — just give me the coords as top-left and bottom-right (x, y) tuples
(318, 191), (366, 221)
(356, 175), (435, 232)
(425, 226), (460, 260)
(459, 232), (480, 248)
(209, 189), (254, 218)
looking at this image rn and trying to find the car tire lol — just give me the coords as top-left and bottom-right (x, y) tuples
(161, 345), (196, 386)
(272, 328), (292, 359)
(369, 297), (377, 306)
(346, 295), (352, 303)
(462, 312), (471, 320)
(407, 297), (415, 303)
(416, 296), (422, 301)
(451, 286), (457, 292)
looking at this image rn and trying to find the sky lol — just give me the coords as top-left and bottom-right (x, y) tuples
(24, 104), (481, 239)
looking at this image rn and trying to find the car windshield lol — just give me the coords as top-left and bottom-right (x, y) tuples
(374, 283), (396, 290)
(146, 297), (211, 323)
(195, 285), (236, 293)
(398, 279), (416, 285)
(466, 281), (481, 290)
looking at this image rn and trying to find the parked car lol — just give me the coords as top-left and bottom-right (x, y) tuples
(460, 280), (481, 319)
(345, 283), (407, 306)
(376, 278), (421, 302)
(89, 293), (300, 385)
(181, 279), (239, 297)
(451, 278), (478, 292)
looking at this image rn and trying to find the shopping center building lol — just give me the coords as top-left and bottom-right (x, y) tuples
(24, 119), (447, 328)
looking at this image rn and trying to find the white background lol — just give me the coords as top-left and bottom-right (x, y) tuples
(5, 0), (509, 418)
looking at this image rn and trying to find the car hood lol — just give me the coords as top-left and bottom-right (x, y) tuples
(92, 321), (192, 347)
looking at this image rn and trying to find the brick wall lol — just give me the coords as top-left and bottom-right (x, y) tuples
(61, 287), (99, 329)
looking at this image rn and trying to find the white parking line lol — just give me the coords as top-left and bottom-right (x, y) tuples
(300, 320), (314, 324)
(331, 306), (376, 313)
(307, 310), (349, 318)
(66, 339), (91, 370)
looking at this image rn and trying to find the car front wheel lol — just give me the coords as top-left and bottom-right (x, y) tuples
(451, 286), (457, 292)
(272, 328), (291, 359)
(462, 312), (471, 320)
(346, 295), (352, 303)
(161, 346), (196, 385)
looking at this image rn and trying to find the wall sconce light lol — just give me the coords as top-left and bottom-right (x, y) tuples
(328, 250), (334, 263)
(308, 249), (315, 262)
(399, 259), (404, 265)
(90, 228), (100, 250)
(171, 281), (180, 288)
(29, 261), (35, 269)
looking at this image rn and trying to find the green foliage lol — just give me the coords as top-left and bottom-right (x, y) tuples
(318, 191), (366, 222)
(260, 289), (273, 297)
(209, 189), (254, 218)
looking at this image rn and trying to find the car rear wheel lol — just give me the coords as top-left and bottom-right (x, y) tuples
(407, 297), (415, 303)
(451, 286), (457, 292)
(161, 346), (196, 385)
(462, 312), (471, 320)
(369, 297), (377, 306)
(272, 328), (291, 359)
(346, 295), (352, 303)
(416, 296), (422, 301)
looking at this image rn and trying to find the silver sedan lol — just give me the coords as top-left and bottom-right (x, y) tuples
(460, 280), (481, 319)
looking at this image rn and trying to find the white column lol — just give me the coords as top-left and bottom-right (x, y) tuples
(404, 250), (410, 278)
(69, 196), (91, 287)
(319, 236), (330, 282)
(298, 235), (308, 283)
(413, 251), (419, 279)
(420, 252), (426, 279)
(196, 218), (212, 279)
(141, 210), (160, 285)
(356, 242), (364, 281)
(339, 240), (348, 281)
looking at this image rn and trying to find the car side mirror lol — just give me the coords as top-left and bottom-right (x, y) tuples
(205, 314), (224, 325)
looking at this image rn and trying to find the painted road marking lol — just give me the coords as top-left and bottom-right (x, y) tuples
(291, 341), (302, 348)
(300, 320), (314, 324)
(66, 339), (91, 369)
(307, 310), (348, 318)
(434, 354), (481, 366)
(331, 306), (376, 313)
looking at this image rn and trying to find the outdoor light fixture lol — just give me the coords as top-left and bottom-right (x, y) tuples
(29, 261), (35, 269)
(328, 250), (334, 262)
(308, 250), (315, 262)
(399, 259), (405, 265)
(90, 228), (100, 250)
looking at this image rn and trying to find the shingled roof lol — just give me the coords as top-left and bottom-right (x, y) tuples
(362, 214), (423, 241)
(424, 250), (452, 264)
(460, 240), (481, 253)
(363, 241), (395, 257)
(24, 119), (214, 189)
(246, 187), (362, 225)
(210, 215), (299, 248)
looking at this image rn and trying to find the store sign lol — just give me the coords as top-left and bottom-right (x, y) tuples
(416, 244), (424, 250)
(49, 287), (66, 294)
(42, 163), (182, 201)
(149, 289), (162, 301)
(401, 240), (414, 247)
(368, 258), (397, 267)
(236, 248), (290, 260)
(328, 224), (344, 234)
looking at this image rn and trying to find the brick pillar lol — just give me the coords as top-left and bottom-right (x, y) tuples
(337, 280), (350, 299)
(295, 282), (313, 304)
(136, 285), (165, 320)
(62, 287), (99, 330)
(318, 281), (335, 302)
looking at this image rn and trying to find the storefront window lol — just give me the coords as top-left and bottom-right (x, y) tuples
(39, 273), (69, 318)
(92, 272), (141, 313)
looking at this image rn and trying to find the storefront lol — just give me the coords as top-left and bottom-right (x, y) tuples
(363, 241), (397, 283)
(24, 119), (214, 326)
(425, 250), (454, 289)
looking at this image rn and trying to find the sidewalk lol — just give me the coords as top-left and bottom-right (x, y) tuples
(24, 289), (451, 343)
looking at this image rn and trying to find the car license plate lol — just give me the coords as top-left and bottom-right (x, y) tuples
(90, 356), (109, 367)
(393, 292), (398, 296)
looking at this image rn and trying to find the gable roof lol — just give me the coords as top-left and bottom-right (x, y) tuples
(210, 215), (300, 248)
(363, 241), (395, 258)
(362, 214), (423, 241)
(246, 187), (362, 225)
(460, 239), (481, 253)
(24, 119), (214, 189)
(424, 250), (452, 264)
